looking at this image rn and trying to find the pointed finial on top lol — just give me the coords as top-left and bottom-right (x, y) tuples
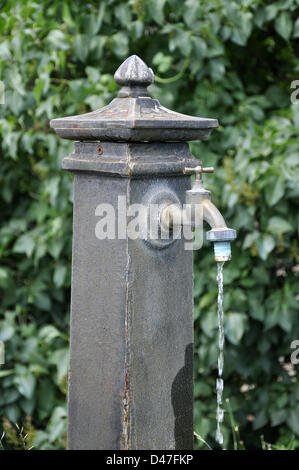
(114, 55), (154, 97)
(114, 55), (154, 86)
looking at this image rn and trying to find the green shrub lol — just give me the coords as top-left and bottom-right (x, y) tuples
(0, 0), (298, 449)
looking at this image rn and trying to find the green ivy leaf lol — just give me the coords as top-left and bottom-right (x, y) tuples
(111, 32), (129, 58)
(183, 0), (199, 28)
(231, 12), (253, 46)
(225, 313), (248, 345)
(257, 234), (275, 260)
(39, 325), (62, 344)
(293, 17), (299, 38)
(74, 34), (90, 62)
(275, 12), (293, 40)
(37, 379), (55, 420)
(253, 409), (268, 430)
(267, 216), (292, 234)
(265, 178), (285, 206)
(14, 367), (36, 400)
(147, 0), (167, 26)
(287, 407), (299, 435)
(33, 292), (51, 312)
(13, 234), (35, 258)
(47, 406), (67, 443)
(53, 265), (67, 288)
(46, 30), (70, 50)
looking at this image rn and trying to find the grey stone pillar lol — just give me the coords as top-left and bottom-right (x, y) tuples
(50, 55), (218, 450)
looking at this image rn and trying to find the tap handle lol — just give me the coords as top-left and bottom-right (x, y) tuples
(183, 165), (214, 180)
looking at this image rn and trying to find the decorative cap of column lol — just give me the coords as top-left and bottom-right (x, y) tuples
(50, 55), (218, 142)
(114, 55), (154, 97)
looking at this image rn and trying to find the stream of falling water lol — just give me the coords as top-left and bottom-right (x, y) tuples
(216, 261), (225, 446)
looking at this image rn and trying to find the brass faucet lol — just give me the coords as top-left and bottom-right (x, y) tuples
(160, 166), (237, 261)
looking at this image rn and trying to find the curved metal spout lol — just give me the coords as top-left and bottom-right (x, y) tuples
(201, 198), (227, 230)
(201, 198), (236, 262)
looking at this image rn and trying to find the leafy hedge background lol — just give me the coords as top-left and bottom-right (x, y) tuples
(0, 0), (298, 450)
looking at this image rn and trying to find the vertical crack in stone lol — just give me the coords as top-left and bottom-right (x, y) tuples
(121, 146), (133, 449)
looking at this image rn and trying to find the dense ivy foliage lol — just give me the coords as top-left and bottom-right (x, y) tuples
(0, 0), (298, 450)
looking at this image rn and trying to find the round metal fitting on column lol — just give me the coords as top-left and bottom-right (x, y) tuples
(142, 187), (182, 250)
